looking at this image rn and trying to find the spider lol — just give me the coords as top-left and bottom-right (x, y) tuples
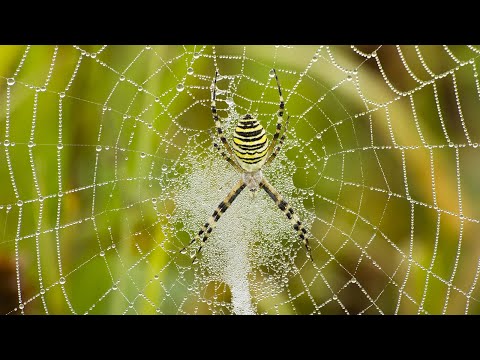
(181, 69), (313, 263)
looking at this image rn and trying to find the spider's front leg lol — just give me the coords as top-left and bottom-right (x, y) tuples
(180, 179), (246, 263)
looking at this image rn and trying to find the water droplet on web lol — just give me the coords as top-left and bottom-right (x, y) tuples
(4, 140), (10, 146)
(155, 97), (160, 102)
(225, 97), (234, 105)
(138, 86), (143, 92)
(119, 75), (125, 81)
(40, 289), (45, 295)
(192, 258), (199, 264)
(145, 45), (151, 50)
(312, 55), (318, 62)
(332, 294), (338, 300)
(193, 52), (200, 59)
(57, 143), (64, 150)
(41, 86), (47, 92)
(140, 152), (146, 158)
(59, 92), (65, 98)
(187, 67), (194, 75)
(17, 200), (23, 207)
(176, 83), (185, 92)
(154, 275), (159, 279)
(180, 248), (187, 254)
(162, 164), (168, 171)
(19, 303), (24, 310)
(59, 277), (66, 285)
(28, 141), (35, 148)
(96, 145), (102, 152)
(100, 251), (105, 257)
(190, 249), (197, 258)
(7, 78), (15, 86)
(269, 69), (275, 78)
(347, 75), (352, 81)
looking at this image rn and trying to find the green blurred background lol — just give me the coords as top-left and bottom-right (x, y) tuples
(0, 45), (479, 314)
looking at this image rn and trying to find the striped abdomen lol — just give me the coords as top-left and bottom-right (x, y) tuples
(232, 114), (269, 171)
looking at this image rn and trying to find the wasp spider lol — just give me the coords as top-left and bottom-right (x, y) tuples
(181, 70), (313, 263)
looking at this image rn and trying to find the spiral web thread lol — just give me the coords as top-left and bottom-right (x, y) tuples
(0, 45), (479, 314)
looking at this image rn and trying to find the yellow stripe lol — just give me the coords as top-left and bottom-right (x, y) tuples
(233, 135), (267, 146)
(235, 124), (263, 133)
(234, 147), (269, 160)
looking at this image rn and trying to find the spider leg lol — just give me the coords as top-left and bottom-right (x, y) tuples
(264, 115), (289, 167)
(259, 178), (313, 261)
(265, 69), (286, 159)
(180, 179), (246, 263)
(212, 71), (237, 160)
(213, 142), (243, 172)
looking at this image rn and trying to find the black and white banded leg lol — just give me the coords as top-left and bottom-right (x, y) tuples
(212, 71), (237, 159)
(265, 115), (289, 167)
(213, 143), (242, 172)
(181, 179), (247, 263)
(265, 69), (287, 157)
(260, 178), (313, 261)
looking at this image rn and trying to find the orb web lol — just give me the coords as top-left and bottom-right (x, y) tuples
(0, 45), (479, 314)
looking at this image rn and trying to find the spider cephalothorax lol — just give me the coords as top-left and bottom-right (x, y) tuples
(181, 70), (313, 264)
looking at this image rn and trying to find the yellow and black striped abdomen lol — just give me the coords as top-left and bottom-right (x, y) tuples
(232, 114), (269, 171)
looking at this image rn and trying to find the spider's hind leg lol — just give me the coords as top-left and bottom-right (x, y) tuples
(260, 178), (313, 261)
(180, 179), (247, 263)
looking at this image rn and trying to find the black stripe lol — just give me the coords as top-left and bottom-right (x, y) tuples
(234, 184), (247, 197)
(219, 201), (227, 212)
(235, 128), (263, 138)
(243, 114), (253, 119)
(234, 142), (266, 150)
(234, 133), (266, 143)
(237, 157), (263, 163)
(278, 200), (287, 211)
(261, 183), (277, 202)
(237, 123), (260, 129)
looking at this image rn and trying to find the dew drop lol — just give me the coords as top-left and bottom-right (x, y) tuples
(193, 52), (200, 59)
(99, 251), (105, 257)
(4, 140), (10, 146)
(18, 303), (24, 310)
(6, 78), (15, 86)
(59, 92), (65, 98)
(40, 289), (46, 295)
(119, 75), (125, 81)
(192, 257), (199, 265)
(269, 69), (275, 78)
(138, 86), (143, 92)
(154, 275), (159, 279)
(187, 67), (194, 75)
(59, 277), (66, 285)
(140, 152), (146, 158)
(57, 143), (64, 150)
(17, 200), (23, 207)
(312, 55), (318, 62)
(176, 83), (185, 92)
(180, 248), (187, 255)
(162, 164), (168, 171)
(96, 145), (102, 152)
(28, 141), (35, 148)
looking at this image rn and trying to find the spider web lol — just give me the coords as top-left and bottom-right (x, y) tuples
(1, 45), (479, 315)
